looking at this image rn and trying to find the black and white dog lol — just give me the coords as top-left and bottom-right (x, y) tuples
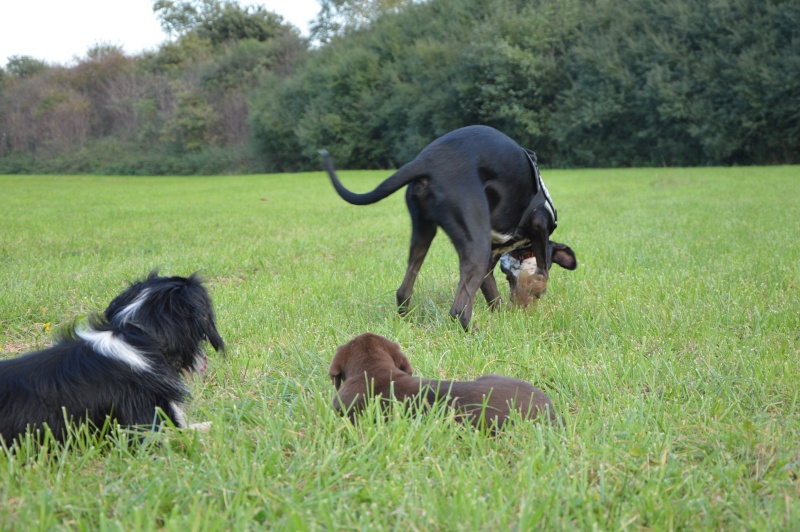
(320, 125), (577, 330)
(0, 272), (225, 446)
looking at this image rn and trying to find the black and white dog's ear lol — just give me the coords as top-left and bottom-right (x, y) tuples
(205, 325), (225, 353)
(551, 242), (578, 270)
(186, 272), (225, 353)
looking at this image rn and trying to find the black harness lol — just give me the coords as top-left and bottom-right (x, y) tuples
(523, 149), (557, 230)
(494, 149), (558, 274)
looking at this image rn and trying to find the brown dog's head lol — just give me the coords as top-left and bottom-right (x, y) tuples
(329, 333), (413, 390)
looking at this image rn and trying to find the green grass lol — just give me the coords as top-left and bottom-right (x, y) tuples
(1, 166), (799, 530)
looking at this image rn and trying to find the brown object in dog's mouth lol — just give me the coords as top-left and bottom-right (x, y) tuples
(513, 270), (548, 308)
(502, 251), (548, 308)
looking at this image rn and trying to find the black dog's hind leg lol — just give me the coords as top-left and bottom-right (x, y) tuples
(397, 197), (437, 316)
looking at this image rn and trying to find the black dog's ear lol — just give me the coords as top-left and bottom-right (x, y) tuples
(184, 272), (225, 352)
(205, 324), (225, 353)
(551, 242), (577, 270)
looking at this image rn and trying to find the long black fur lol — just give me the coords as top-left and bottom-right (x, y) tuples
(0, 271), (224, 447)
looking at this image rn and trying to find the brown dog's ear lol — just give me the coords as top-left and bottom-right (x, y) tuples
(334, 386), (365, 420)
(398, 353), (413, 375)
(386, 340), (414, 375)
(329, 360), (344, 390)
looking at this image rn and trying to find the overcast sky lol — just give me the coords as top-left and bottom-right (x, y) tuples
(0, 0), (320, 67)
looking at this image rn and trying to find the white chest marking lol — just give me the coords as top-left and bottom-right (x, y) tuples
(491, 231), (514, 244)
(170, 401), (187, 428)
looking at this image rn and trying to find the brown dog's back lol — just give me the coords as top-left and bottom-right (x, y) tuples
(433, 375), (560, 428)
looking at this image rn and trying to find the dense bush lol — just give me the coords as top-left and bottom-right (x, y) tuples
(552, 0), (800, 166)
(0, 1), (304, 175)
(1, 0), (797, 174)
(250, 0), (799, 170)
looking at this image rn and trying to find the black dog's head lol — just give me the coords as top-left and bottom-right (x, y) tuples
(502, 205), (578, 308)
(512, 240), (577, 307)
(104, 271), (225, 373)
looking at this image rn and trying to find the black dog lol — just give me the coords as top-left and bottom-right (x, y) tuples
(320, 125), (577, 329)
(0, 272), (224, 446)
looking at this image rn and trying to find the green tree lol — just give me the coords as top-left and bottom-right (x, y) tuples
(310, 0), (414, 43)
(168, 89), (217, 152)
(252, 0), (581, 169)
(138, 33), (212, 74)
(153, 0), (291, 45)
(6, 55), (48, 78)
(249, 73), (308, 172)
(552, 0), (800, 166)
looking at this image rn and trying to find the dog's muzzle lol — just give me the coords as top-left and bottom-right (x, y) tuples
(195, 352), (208, 373)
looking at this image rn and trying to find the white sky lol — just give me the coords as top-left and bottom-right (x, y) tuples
(0, 1), (320, 67)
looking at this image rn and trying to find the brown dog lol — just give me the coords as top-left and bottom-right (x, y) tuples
(329, 333), (560, 429)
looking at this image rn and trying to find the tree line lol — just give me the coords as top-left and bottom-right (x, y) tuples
(1, 0), (797, 175)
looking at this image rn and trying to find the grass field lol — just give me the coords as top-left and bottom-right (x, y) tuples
(1, 166), (799, 530)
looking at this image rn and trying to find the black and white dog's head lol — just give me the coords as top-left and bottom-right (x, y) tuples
(0, 271), (225, 447)
(102, 271), (225, 375)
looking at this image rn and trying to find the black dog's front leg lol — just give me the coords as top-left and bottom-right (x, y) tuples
(450, 248), (493, 330)
(526, 211), (553, 298)
(480, 257), (503, 309)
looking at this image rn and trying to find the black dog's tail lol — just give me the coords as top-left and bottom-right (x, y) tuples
(318, 150), (420, 206)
